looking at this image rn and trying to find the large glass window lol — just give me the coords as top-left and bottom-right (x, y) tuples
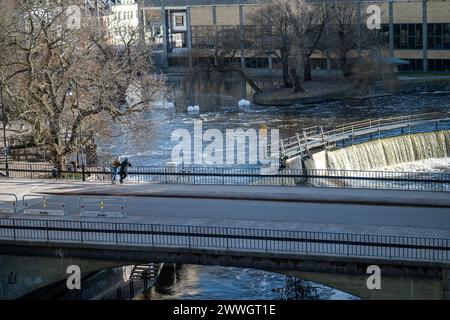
(428, 59), (450, 72)
(245, 57), (269, 69)
(394, 24), (422, 49)
(191, 26), (215, 49)
(398, 59), (423, 72)
(428, 23), (450, 49)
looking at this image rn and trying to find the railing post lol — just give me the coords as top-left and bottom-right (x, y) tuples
(226, 228), (229, 250)
(80, 221), (84, 243)
(151, 224), (154, 246)
(188, 226), (191, 249)
(115, 223), (118, 244)
(12, 218), (16, 240)
(265, 229), (268, 252)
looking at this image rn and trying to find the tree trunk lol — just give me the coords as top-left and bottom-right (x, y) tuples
(235, 68), (262, 95)
(303, 57), (312, 82)
(281, 48), (292, 88)
(340, 52), (353, 77)
(290, 68), (303, 93)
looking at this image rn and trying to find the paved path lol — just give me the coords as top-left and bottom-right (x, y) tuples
(0, 179), (449, 239)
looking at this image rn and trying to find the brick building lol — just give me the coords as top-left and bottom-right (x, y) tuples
(137, 0), (450, 73)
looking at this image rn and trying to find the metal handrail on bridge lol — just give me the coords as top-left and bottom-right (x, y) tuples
(0, 218), (449, 263)
(279, 112), (450, 159)
(0, 194), (18, 214)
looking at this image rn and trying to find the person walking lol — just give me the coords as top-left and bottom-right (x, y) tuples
(119, 158), (132, 184)
(111, 157), (121, 184)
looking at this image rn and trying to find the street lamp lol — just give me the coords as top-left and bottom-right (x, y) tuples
(67, 81), (86, 181)
(0, 82), (9, 177)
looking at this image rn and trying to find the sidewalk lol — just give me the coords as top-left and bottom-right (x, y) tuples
(1, 179), (449, 208)
(1, 179), (450, 240)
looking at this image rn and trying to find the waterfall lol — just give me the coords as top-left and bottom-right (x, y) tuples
(327, 130), (450, 170)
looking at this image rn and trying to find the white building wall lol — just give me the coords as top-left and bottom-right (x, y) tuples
(104, 0), (139, 45)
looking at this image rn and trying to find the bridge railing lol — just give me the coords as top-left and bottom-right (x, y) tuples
(0, 218), (449, 262)
(0, 163), (449, 191)
(279, 112), (450, 158)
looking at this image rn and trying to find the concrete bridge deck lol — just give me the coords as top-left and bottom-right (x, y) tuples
(1, 179), (450, 239)
(1, 179), (450, 299)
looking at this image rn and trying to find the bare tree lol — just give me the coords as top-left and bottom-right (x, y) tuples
(191, 25), (262, 94)
(0, 0), (167, 167)
(288, 0), (330, 82)
(327, 0), (364, 77)
(248, 0), (293, 88)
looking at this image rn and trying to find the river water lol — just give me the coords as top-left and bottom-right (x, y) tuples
(149, 265), (358, 300)
(105, 75), (450, 169)
(106, 75), (449, 300)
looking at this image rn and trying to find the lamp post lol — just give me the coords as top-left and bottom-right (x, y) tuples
(0, 82), (9, 177)
(67, 81), (85, 181)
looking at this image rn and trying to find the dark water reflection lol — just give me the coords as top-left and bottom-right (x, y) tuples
(106, 75), (450, 166)
(149, 264), (358, 301)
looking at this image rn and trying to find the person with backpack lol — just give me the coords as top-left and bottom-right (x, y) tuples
(119, 158), (132, 184)
(111, 158), (121, 184)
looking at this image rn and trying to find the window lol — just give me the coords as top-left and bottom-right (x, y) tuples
(310, 58), (327, 70)
(245, 57), (269, 69)
(428, 23), (450, 49)
(394, 24), (422, 49)
(171, 12), (187, 32)
(428, 59), (450, 72)
(192, 26), (214, 49)
(168, 57), (189, 67)
(367, 24), (389, 47)
(175, 16), (184, 27)
(398, 59), (423, 72)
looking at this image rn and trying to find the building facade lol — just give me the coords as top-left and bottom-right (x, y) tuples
(140, 0), (449, 73)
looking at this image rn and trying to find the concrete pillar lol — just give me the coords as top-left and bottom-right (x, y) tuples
(388, 0), (394, 57)
(422, 0), (428, 72)
(357, 1), (363, 54)
(161, 5), (168, 68)
(212, 5), (218, 66)
(444, 269), (450, 300)
(239, 5), (245, 70)
(186, 6), (193, 69)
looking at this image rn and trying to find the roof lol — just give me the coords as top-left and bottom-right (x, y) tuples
(374, 56), (410, 65)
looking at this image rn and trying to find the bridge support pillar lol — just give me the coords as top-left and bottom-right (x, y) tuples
(0, 254), (118, 300)
(444, 269), (450, 300)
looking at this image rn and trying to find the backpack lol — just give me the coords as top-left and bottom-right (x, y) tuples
(113, 159), (121, 167)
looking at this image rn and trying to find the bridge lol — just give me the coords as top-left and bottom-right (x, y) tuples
(278, 112), (450, 160)
(0, 113), (450, 300)
(0, 180), (450, 300)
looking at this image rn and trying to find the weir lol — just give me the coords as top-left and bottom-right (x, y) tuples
(302, 130), (450, 171)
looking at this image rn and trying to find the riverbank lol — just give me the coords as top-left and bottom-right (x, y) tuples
(253, 77), (356, 106)
(253, 74), (450, 106)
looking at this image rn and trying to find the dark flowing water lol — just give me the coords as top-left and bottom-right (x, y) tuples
(149, 265), (358, 300)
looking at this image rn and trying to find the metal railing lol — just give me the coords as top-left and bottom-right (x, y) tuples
(0, 193), (18, 214)
(1, 163), (449, 191)
(0, 218), (449, 262)
(278, 112), (450, 159)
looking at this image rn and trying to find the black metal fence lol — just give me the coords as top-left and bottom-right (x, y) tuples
(0, 162), (449, 191)
(0, 218), (449, 262)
